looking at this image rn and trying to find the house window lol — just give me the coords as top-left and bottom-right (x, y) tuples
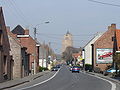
(112, 37), (115, 41)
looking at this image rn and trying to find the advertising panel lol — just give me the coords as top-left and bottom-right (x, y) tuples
(96, 48), (113, 64)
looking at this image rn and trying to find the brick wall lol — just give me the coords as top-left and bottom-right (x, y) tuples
(0, 7), (11, 82)
(93, 24), (116, 71)
(18, 36), (39, 73)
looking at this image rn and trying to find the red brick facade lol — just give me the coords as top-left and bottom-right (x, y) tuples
(93, 24), (116, 71)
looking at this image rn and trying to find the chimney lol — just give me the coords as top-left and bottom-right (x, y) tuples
(108, 26), (111, 30)
(111, 24), (116, 30)
(24, 29), (29, 35)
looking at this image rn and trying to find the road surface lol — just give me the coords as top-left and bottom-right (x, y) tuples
(9, 65), (112, 90)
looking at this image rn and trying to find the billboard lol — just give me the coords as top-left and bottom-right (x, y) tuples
(96, 48), (113, 64)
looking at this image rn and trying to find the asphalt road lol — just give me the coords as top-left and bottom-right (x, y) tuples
(14, 65), (112, 90)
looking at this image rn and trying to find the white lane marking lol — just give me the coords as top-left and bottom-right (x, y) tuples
(18, 68), (61, 90)
(94, 75), (116, 90)
(84, 72), (116, 90)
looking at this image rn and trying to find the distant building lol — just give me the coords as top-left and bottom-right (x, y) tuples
(39, 43), (48, 68)
(0, 7), (12, 82)
(84, 32), (103, 65)
(62, 31), (73, 53)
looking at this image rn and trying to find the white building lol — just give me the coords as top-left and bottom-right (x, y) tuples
(84, 32), (103, 65)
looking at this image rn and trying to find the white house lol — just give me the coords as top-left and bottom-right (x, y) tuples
(84, 32), (103, 65)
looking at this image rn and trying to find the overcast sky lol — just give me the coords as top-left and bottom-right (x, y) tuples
(0, 0), (120, 54)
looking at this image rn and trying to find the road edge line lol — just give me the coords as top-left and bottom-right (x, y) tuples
(85, 72), (116, 90)
(19, 68), (61, 90)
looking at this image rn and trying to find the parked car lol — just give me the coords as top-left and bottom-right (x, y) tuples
(51, 67), (59, 71)
(71, 66), (80, 73)
(103, 68), (120, 76)
(56, 64), (61, 68)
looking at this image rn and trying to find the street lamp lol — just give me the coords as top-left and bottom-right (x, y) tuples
(33, 21), (50, 74)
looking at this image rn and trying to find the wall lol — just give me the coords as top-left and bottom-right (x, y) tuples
(84, 32), (103, 65)
(0, 7), (11, 82)
(8, 34), (22, 79)
(93, 24), (116, 71)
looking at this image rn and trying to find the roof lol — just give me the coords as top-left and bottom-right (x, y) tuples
(12, 25), (25, 35)
(116, 29), (120, 51)
(84, 32), (103, 48)
(0, 7), (2, 28)
(66, 30), (70, 34)
(7, 28), (23, 47)
(93, 24), (116, 46)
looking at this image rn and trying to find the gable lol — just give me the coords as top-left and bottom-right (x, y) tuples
(12, 25), (25, 35)
(94, 28), (114, 48)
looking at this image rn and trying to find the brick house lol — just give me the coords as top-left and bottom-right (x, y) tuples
(92, 24), (116, 72)
(12, 25), (39, 74)
(0, 7), (12, 82)
(7, 27), (29, 79)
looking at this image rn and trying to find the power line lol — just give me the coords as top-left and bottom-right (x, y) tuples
(38, 32), (95, 37)
(0, 0), (26, 25)
(4, 0), (30, 25)
(88, 0), (120, 7)
(11, 0), (31, 25)
(37, 33), (63, 40)
(38, 33), (90, 43)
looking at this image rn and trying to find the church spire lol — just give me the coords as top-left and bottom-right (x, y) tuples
(66, 30), (70, 35)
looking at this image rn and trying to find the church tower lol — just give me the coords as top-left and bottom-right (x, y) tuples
(62, 31), (73, 53)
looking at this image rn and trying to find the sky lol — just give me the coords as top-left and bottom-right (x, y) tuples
(0, 0), (120, 54)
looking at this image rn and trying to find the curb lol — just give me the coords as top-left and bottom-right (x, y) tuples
(1, 81), (29, 90)
(0, 71), (50, 90)
(86, 72), (120, 85)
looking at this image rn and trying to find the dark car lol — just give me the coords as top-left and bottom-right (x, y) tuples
(71, 66), (80, 73)
(56, 64), (61, 68)
(51, 67), (59, 71)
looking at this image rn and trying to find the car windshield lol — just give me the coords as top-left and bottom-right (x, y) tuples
(73, 66), (79, 68)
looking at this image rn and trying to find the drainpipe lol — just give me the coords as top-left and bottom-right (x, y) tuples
(91, 44), (94, 72)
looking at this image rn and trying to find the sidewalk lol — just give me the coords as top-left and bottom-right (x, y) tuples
(86, 71), (120, 84)
(0, 71), (50, 90)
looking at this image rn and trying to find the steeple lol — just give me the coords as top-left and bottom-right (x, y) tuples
(66, 30), (70, 35)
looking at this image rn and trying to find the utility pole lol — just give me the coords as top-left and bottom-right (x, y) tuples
(33, 21), (50, 73)
(33, 27), (37, 74)
(82, 49), (85, 70)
